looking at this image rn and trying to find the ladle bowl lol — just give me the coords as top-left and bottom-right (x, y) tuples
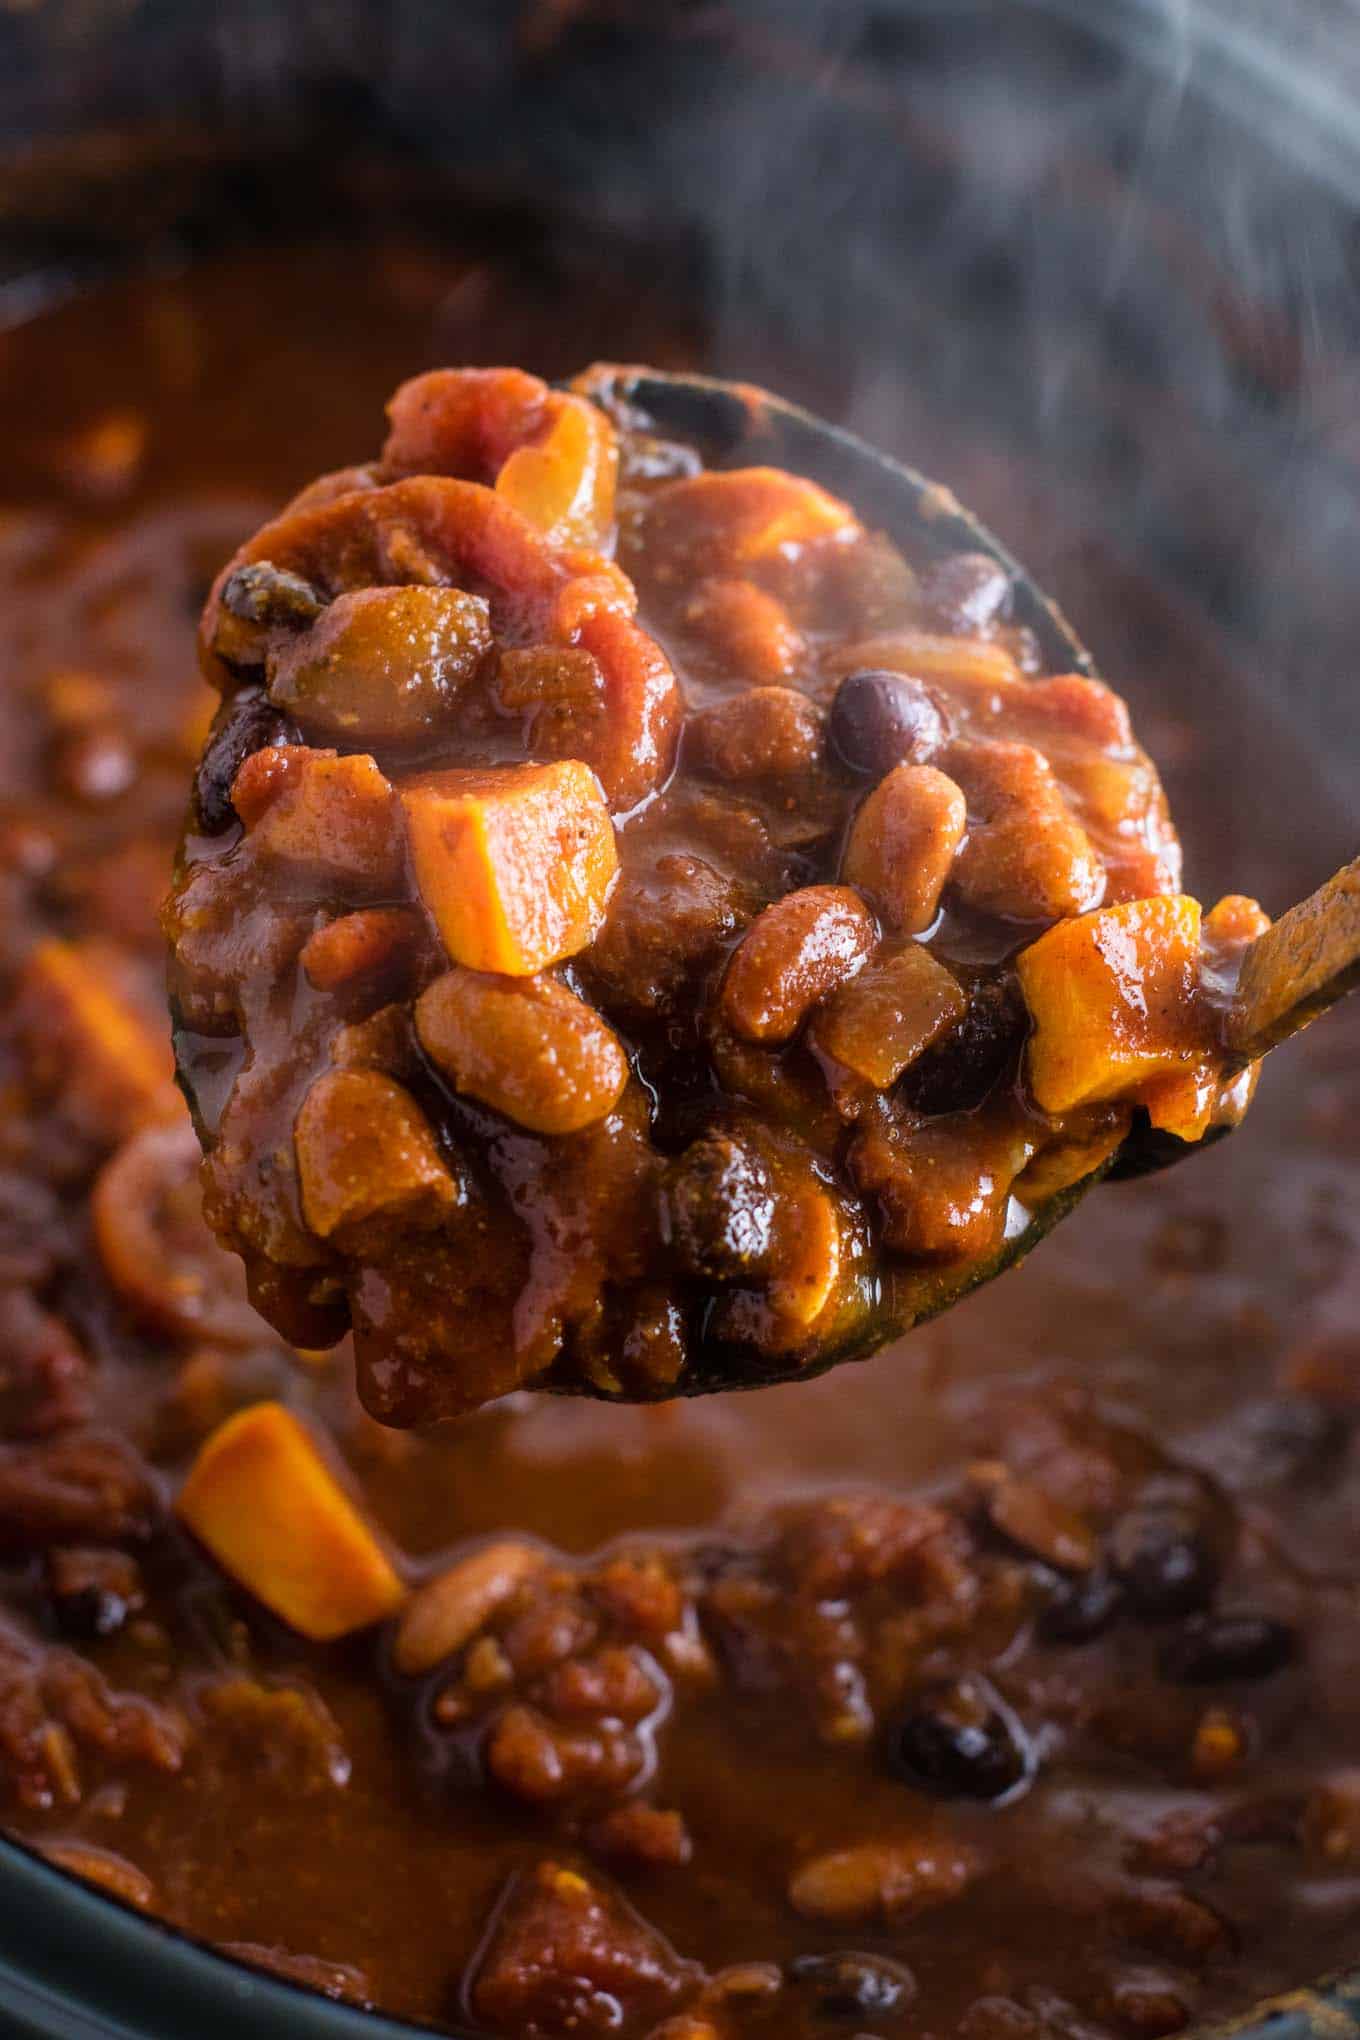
(558, 368), (1358, 1397)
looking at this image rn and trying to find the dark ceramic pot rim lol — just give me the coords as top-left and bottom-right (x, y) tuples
(0, 1828), (1356, 2040)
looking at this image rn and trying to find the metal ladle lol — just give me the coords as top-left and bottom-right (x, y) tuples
(574, 368), (1360, 1392)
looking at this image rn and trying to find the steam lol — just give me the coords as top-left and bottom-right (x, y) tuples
(5, 0), (1359, 854)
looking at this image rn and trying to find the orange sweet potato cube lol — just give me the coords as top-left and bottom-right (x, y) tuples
(14, 939), (177, 1142)
(1017, 895), (1205, 1115)
(240, 748), (403, 888)
(177, 1402), (406, 1640)
(293, 1067), (458, 1239)
(400, 759), (617, 975)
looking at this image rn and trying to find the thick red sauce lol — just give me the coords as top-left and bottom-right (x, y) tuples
(0, 241), (1357, 2038)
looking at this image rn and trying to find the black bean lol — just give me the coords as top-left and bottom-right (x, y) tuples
(51, 1581), (132, 1641)
(789, 1951), (916, 2021)
(1108, 1483), (1221, 1623)
(902, 975), (1024, 1115)
(828, 668), (948, 777)
(1160, 1614), (1296, 1686)
(886, 1675), (1032, 1802)
(45, 1549), (142, 1642)
(1038, 1567), (1126, 1644)
(193, 686), (299, 834)
(920, 551), (1012, 635)
(664, 1133), (776, 1282)
(219, 560), (324, 629)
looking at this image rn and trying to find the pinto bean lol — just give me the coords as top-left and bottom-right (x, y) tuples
(721, 885), (876, 1044)
(948, 738), (1104, 922)
(682, 577), (805, 682)
(841, 765), (966, 934)
(788, 1835), (977, 1923)
(393, 1540), (548, 1676)
(767, 1176), (843, 1329)
(415, 969), (629, 1136)
(293, 1069), (458, 1241)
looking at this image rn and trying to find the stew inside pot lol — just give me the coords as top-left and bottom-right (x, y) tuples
(0, 241), (1357, 2040)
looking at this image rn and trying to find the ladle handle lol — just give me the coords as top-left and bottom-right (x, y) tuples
(1226, 854), (1360, 1063)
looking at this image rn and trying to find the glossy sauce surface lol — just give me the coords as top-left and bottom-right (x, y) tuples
(0, 243), (1358, 2038)
(167, 352), (1252, 1422)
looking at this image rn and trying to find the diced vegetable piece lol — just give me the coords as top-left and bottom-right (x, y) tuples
(1017, 895), (1206, 1115)
(852, 1108), (1034, 1262)
(496, 394), (618, 548)
(1135, 892), (1264, 1132)
(383, 367), (552, 477)
(300, 908), (422, 992)
(812, 943), (967, 1087)
(384, 368), (617, 549)
(415, 969), (628, 1135)
(227, 743), (310, 828)
(14, 939), (177, 1142)
(842, 764), (966, 934)
(721, 886), (877, 1044)
(294, 1068), (458, 1239)
(1055, 754), (1179, 903)
(828, 629), (1021, 702)
(645, 468), (860, 583)
(496, 645), (604, 714)
(1019, 672), (1134, 750)
(238, 748), (402, 888)
(176, 1402), (406, 1640)
(468, 1860), (699, 2039)
(400, 760), (618, 975)
(267, 586), (492, 744)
